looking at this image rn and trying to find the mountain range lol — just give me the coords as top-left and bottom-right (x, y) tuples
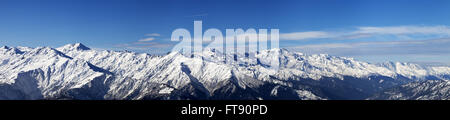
(1, 43), (449, 100)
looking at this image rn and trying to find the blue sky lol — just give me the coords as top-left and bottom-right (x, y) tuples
(1, 0), (450, 65)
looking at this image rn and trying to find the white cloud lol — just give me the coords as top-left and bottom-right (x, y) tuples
(114, 41), (173, 49)
(288, 38), (450, 66)
(280, 31), (330, 40)
(355, 26), (450, 35)
(279, 25), (450, 41)
(138, 37), (156, 42)
(145, 33), (161, 37)
(289, 38), (450, 56)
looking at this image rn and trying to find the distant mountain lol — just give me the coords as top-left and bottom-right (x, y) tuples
(1, 43), (449, 100)
(368, 80), (450, 100)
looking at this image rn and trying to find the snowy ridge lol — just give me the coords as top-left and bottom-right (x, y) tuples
(0, 46), (111, 99)
(1, 43), (449, 100)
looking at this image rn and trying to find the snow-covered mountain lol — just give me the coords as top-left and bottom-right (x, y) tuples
(1, 43), (449, 100)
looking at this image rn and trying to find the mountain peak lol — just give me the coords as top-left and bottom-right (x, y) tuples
(72, 43), (91, 50)
(1, 46), (9, 50)
(58, 43), (91, 52)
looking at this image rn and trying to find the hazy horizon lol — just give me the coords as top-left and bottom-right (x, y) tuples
(1, 0), (450, 65)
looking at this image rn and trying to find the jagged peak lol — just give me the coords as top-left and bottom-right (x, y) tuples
(382, 61), (422, 67)
(260, 48), (288, 52)
(73, 43), (90, 50)
(1, 46), (9, 49)
(58, 43), (91, 52)
(0, 46), (24, 54)
(29, 47), (72, 59)
(15, 46), (33, 52)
